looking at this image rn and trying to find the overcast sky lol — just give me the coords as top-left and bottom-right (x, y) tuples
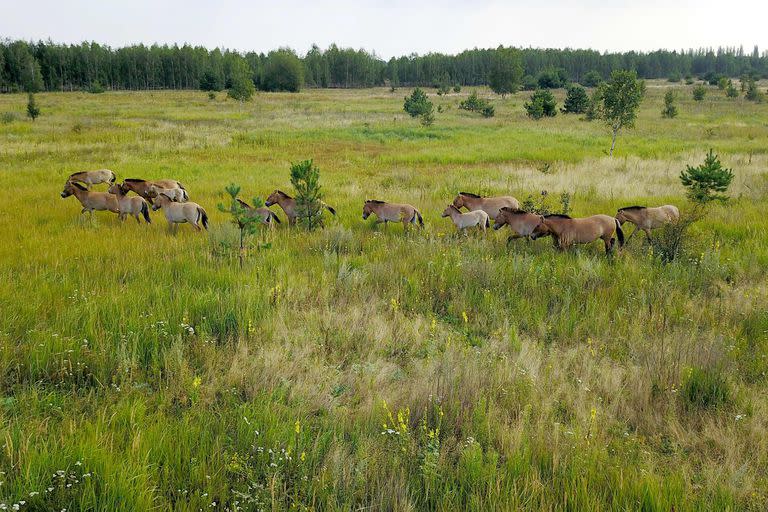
(2, 0), (766, 59)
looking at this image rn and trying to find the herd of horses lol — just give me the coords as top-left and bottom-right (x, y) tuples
(60, 169), (681, 253)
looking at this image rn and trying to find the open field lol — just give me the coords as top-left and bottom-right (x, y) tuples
(1, 84), (767, 511)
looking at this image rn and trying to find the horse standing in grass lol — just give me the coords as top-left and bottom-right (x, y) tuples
(442, 205), (489, 233)
(452, 192), (520, 222)
(108, 183), (151, 224)
(122, 178), (186, 205)
(152, 193), (208, 231)
(362, 200), (423, 230)
(492, 207), (546, 242)
(236, 199), (281, 227)
(67, 169), (116, 188)
(60, 181), (119, 216)
(615, 205), (679, 241)
(531, 214), (624, 253)
(265, 190), (336, 226)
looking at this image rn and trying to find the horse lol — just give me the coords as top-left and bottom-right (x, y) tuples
(60, 181), (119, 216)
(362, 200), (423, 230)
(492, 207), (546, 242)
(151, 193), (208, 231)
(149, 184), (188, 203)
(531, 214), (624, 253)
(108, 183), (151, 224)
(615, 205), (679, 241)
(236, 199), (281, 227)
(265, 190), (336, 226)
(122, 178), (186, 205)
(67, 169), (116, 188)
(452, 192), (520, 222)
(441, 204), (490, 232)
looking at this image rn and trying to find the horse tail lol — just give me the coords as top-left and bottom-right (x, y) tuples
(181, 189), (189, 202)
(615, 218), (624, 247)
(270, 211), (281, 224)
(485, 215), (490, 228)
(141, 201), (151, 223)
(199, 207), (209, 230)
(415, 209), (424, 227)
(325, 203), (337, 216)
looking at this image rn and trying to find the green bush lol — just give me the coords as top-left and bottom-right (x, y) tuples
(680, 149), (734, 203)
(525, 90), (557, 119)
(536, 68), (568, 89)
(581, 70), (603, 87)
(459, 91), (493, 117)
(681, 367), (731, 411)
(667, 72), (682, 83)
(745, 79), (764, 102)
(26, 93), (40, 121)
(725, 81), (739, 98)
(661, 90), (678, 119)
(561, 84), (589, 114)
(452, 85), (461, 93)
(692, 84), (707, 101)
(88, 81), (105, 94)
(521, 74), (537, 91)
(404, 88), (433, 118)
(262, 49), (303, 92)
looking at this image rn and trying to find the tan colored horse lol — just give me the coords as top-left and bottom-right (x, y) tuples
(149, 184), (188, 203)
(152, 193), (208, 231)
(236, 199), (281, 227)
(532, 214), (624, 253)
(108, 183), (151, 224)
(122, 178), (186, 205)
(442, 204), (489, 232)
(61, 181), (119, 216)
(265, 190), (336, 226)
(362, 200), (423, 229)
(615, 205), (679, 241)
(492, 207), (545, 242)
(452, 192), (520, 221)
(67, 169), (116, 188)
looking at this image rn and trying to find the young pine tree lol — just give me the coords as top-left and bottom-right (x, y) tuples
(561, 84), (589, 114)
(661, 90), (678, 118)
(680, 149), (735, 204)
(26, 93), (40, 121)
(290, 159), (327, 230)
(217, 184), (269, 268)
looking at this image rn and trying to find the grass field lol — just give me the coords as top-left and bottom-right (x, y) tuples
(0, 83), (767, 511)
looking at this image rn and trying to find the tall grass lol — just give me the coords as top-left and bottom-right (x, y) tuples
(0, 84), (766, 510)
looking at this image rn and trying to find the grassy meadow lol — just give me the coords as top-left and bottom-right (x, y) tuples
(0, 83), (767, 511)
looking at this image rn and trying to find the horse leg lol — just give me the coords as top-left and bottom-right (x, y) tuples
(625, 225), (639, 243)
(644, 228), (652, 240)
(134, 213), (141, 224)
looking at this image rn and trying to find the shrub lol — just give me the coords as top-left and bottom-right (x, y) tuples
(680, 149), (734, 204)
(661, 90), (678, 118)
(584, 88), (603, 121)
(480, 105), (495, 118)
(717, 76), (729, 90)
(88, 81), (105, 94)
(216, 184), (269, 267)
(200, 70), (224, 92)
(404, 88), (433, 118)
(667, 72), (682, 83)
(745, 79), (764, 102)
(561, 84), (589, 114)
(524, 90), (557, 119)
(692, 84), (706, 101)
(521, 75), (537, 91)
(681, 367), (731, 411)
(290, 159), (326, 230)
(26, 93), (40, 121)
(262, 49), (304, 92)
(536, 68), (568, 89)
(208, 92), (216, 100)
(458, 91), (491, 113)
(227, 59), (256, 102)
(647, 207), (704, 263)
(1, 112), (18, 124)
(725, 81), (739, 98)
(581, 70), (603, 87)
(684, 75), (694, 85)
(452, 85), (461, 93)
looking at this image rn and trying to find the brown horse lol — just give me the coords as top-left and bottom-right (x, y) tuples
(67, 169), (116, 188)
(362, 200), (423, 230)
(615, 205), (679, 241)
(236, 199), (281, 227)
(531, 214), (624, 253)
(61, 181), (119, 216)
(108, 183), (151, 224)
(492, 207), (546, 242)
(122, 178), (186, 205)
(265, 190), (336, 226)
(452, 192), (520, 222)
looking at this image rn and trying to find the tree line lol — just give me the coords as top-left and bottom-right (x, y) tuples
(1, 38), (767, 93)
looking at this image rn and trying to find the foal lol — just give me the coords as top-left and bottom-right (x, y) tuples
(108, 183), (151, 224)
(492, 207), (545, 242)
(441, 205), (489, 233)
(265, 190), (336, 226)
(236, 199), (281, 227)
(532, 214), (624, 253)
(152, 193), (208, 231)
(149, 184), (188, 203)
(122, 178), (186, 205)
(60, 181), (119, 216)
(67, 169), (116, 188)
(452, 192), (520, 222)
(362, 200), (423, 230)
(615, 205), (679, 241)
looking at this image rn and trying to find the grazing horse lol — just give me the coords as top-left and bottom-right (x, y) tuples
(152, 193), (208, 231)
(265, 190), (336, 226)
(362, 200), (423, 230)
(452, 192), (520, 222)
(441, 204), (489, 232)
(615, 205), (679, 241)
(493, 207), (546, 242)
(236, 199), (281, 227)
(108, 183), (151, 224)
(60, 181), (119, 216)
(122, 178), (186, 205)
(67, 169), (116, 188)
(531, 214), (624, 253)
(149, 184), (188, 203)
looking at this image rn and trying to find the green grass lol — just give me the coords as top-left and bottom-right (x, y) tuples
(0, 83), (766, 510)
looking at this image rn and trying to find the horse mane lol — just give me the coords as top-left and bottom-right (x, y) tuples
(500, 207), (528, 215)
(70, 182), (88, 191)
(124, 178), (146, 183)
(459, 192), (482, 198)
(236, 198), (252, 209)
(366, 199), (386, 204)
(68, 171), (84, 178)
(618, 205), (646, 211)
(544, 214), (572, 219)
(276, 190), (293, 199)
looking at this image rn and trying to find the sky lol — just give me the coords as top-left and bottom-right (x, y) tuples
(2, 0), (767, 59)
